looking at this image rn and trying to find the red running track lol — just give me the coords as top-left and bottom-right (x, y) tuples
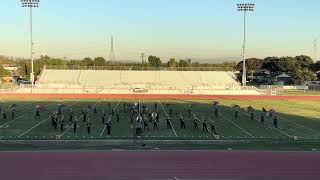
(1, 93), (320, 100)
(0, 151), (320, 180)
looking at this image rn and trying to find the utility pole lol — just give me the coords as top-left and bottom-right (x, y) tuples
(237, 3), (255, 86)
(109, 35), (115, 63)
(314, 38), (318, 63)
(141, 53), (145, 64)
(21, 0), (39, 92)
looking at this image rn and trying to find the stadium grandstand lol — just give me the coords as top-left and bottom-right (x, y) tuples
(17, 65), (262, 95)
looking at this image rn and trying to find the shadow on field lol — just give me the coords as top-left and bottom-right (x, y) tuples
(0, 99), (319, 142)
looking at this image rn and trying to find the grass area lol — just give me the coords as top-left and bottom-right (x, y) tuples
(282, 90), (320, 96)
(0, 98), (319, 143)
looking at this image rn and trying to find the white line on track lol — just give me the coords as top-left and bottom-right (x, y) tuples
(18, 101), (79, 138)
(99, 100), (121, 137)
(158, 100), (178, 137)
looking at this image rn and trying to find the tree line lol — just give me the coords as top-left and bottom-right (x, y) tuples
(0, 55), (236, 78)
(0, 54), (320, 82)
(236, 55), (320, 82)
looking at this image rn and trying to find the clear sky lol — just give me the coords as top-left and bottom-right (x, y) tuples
(1, 0), (320, 62)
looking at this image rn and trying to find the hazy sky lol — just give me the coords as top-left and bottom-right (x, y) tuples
(1, 0), (320, 62)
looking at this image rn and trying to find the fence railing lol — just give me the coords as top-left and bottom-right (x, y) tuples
(45, 65), (235, 71)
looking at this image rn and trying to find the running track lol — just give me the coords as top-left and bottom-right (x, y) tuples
(1, 151), (320, 180)
(1, 93), (320, 100)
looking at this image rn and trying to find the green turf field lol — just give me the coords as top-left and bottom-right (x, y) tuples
(282, 90), (320, 96)
(0, 98), (319, 142)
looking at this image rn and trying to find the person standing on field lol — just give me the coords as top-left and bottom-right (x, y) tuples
(106, 120), (112, 135)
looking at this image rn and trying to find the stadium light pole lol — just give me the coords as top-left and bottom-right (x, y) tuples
(314, 37), (319, 63)
(237, 3), (254, 86)
(21, 0), (39, 91)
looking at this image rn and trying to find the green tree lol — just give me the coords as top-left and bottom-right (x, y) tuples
(178, 59), (189, 67)
(148, 56), (162, 67)
(81, 57), (94, 66)
(295, 68), (317, 86)
(262, 57), (281, 72)
(167, 58), (177, 67)
(237, 58), (263, 71)
(311, 61), (320, 72)
(94, 57), (107, 66)
(295, 55), (314, 69)
(0, 66), (11, 78)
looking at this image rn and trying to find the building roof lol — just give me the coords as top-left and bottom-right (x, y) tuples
(276, 74), (292, 78)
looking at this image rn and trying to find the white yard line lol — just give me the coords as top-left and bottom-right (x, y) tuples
(158, 100), (178, 137)
(277, 115), (318, 134)
(18, 101), (79, 138)
(6, 102), (33, 110)
(187, 108), (213, 135)
(99, 100), (121, 137)
(164, 99), (295, 139)
(238, 110), (293, 138)
(219, 112), (255, 138)
(270, 103), (319, 133)
(0, 102), (57, 127)
(59, 100), (103, 138)
(273, 127), (293, 138)
(202, 104), (255, 138)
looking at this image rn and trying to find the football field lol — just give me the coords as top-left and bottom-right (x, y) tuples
(0, 98), (319, 141)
